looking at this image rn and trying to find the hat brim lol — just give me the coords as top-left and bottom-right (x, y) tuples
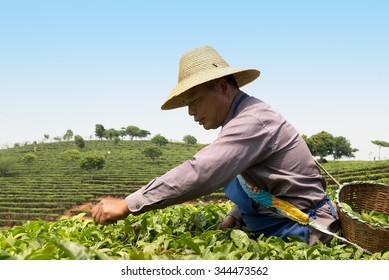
(161, 68), (260, 110)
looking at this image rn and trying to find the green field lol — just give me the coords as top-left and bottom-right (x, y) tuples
(0, 140), (207, 226)
(0, 140), (388, 260)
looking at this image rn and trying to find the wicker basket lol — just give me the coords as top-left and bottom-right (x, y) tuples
(336, 181), (389, 253)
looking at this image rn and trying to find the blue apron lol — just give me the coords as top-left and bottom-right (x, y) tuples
(224, 178), (310, 242)
(224, 177), (337, 243)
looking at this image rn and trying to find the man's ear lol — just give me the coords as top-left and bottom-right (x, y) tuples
(218, 78), (229, 96)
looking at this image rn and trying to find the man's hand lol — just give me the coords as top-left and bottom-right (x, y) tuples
(91, 198), (130, 225)
(219, 215), (243, 230)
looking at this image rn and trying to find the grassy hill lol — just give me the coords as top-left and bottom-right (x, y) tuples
(0, 140), (206, 226)
(0, 139), (389, 227)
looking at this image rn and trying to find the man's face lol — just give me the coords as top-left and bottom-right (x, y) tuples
(184, 79), (231, 130)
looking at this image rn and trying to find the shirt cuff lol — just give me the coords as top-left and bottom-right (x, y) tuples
(125, 189), (146, 215)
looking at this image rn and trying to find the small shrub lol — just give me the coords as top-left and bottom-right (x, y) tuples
(80, 152), (105, 179)
(151, 134), (168, 146)
(22, 153), (37, 171)
(0, 158), (16, 177)
(74, 135), (85, 149)
(143, 147), (162, 161)
(183, 135), (197, 145)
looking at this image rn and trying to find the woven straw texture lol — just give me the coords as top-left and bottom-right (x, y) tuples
(336, 181), (389, 253)
(161, 46), (260, 110)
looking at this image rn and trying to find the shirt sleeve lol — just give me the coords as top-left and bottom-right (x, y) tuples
(227, 205), (242, 222)
(126, 113), (276, 215)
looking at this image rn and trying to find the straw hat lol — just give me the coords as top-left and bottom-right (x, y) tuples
(161, 46), (260, 110)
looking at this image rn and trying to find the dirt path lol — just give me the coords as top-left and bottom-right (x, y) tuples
(61, 196), (114, 219)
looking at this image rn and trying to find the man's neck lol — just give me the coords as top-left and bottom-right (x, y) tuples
(222, 90), (244, 127)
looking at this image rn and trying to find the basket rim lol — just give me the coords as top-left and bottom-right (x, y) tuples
(335, 181), (389, 230)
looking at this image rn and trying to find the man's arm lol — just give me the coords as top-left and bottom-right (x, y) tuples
(93, 106), (276, 224)
(220, 205), (243, 229)
(125, 113), (273, 216)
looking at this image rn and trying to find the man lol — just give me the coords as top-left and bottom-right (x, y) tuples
(92, 46), (339, 245)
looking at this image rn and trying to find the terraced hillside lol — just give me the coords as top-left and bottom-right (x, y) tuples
(0, 140), (206, 227)
(323, 160), (389, 186)
(0, 140), (388, 227)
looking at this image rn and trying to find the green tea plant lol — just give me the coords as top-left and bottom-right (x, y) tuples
(340, 202), (389, 226)
(1, 202), (388, 260)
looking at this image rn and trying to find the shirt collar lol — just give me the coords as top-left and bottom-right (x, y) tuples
(222, 90), (245, 127)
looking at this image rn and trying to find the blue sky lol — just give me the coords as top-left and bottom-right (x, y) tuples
(0, 0), (388, 160)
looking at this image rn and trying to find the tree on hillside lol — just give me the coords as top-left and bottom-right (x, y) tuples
(74, 135), (85, 149)
(308, 131), (335, 161)
(119, 127), (127, 139)
(22, 152), (37, 171)
(371, 140), (389, 160)
(80, 152), (105, 180)
(183, 135), (197, 145)
(60, 149), (81, 173)
(125, 126), (140, 140)
(138, 129), (151, 140)
(104, 128), (120, 141)
(304, 131), (357, 161)
(143, 146), (162, 161)
(151, 134), (169, 146)
(125, 126), (150, 140)
(43, 134), (50, 142)
(95, 124), (106, 140)
(332, 136), (358, 160)
(63, 129), (74, 141)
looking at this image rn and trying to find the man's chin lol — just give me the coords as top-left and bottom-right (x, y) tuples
(202, 123), (218, 130)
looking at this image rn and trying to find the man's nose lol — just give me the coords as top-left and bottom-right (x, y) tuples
(188, 104), (196, 116)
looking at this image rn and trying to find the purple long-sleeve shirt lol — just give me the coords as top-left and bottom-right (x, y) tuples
(126, 91), (337, 242)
